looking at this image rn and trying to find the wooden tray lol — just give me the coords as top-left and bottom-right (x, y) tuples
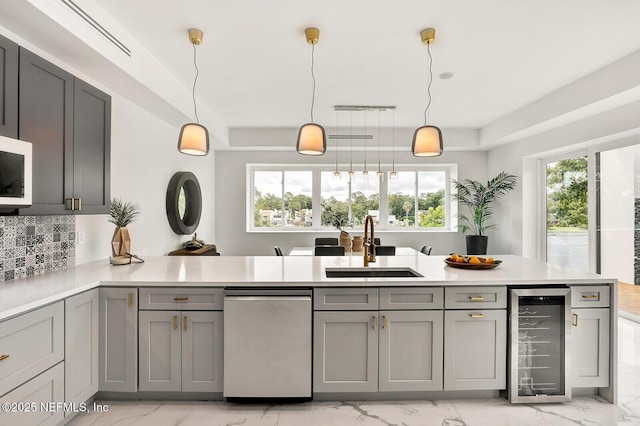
(444, 257), (502, 270)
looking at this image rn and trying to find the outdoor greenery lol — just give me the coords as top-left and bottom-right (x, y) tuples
(546, 158), (587, 229)
(109, 198), (140, 228)
(451, 172), (518, 236)
(253, 189), (312, 227)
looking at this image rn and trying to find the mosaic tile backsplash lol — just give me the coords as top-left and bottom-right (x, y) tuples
(0, 215), (76, 282)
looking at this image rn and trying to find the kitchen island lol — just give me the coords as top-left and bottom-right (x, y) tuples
(0, 255), (617, 424)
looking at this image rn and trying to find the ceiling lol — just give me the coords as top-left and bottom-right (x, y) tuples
(88, 0), (640, 131)
(3, 0), (640, 137)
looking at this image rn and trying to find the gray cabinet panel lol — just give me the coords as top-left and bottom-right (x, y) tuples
(72, 78), (110, 213)
(0, 34), (18, 138)
(444, 309), (507, 390)
(379, 310), (443, 391)
(65, 289), (99, 408)
(572, 308), (610, 387)
(99, 288), (137, 392)
(380, 287), (443, 310)
(313, 311), (378, 392)
(19, 47), (73, 214)
(314, 288), (379, 310)
(182, 311), (223, 392)
(138, 311), (181, 392)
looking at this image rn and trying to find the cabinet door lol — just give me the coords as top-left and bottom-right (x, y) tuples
(72, 78), (111, 214)
(0, 34), (18, 138)
(139, 311), (181, 392)
(379, 310), (443, 391)
(0, 362), (64, 426)
(18, 47), (73, 214)
(182, 311), (223, 392)
(571, 308), (610, 387)
(444, 309), (507, 390)
(313, 311), (378, 392)
(65, 289), (98, 407)
(99, 288), (137, 392)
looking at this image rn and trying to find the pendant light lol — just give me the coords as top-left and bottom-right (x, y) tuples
(296, 27), (326, 155)
(412, 28), (443, 157)
(390, 108), (398, 178)
(362, 110), (368, 175)
(348, 111), (354, 176)
(333, 110), (340, 178)
(178, 28), (210, 156)
(376, 109), (383, 177)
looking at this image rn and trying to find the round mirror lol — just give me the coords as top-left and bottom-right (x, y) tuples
(166, 171), (202, 235)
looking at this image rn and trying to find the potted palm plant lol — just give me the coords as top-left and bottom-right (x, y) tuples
(451, 172), (518, 255)
(109, 198), (140, 259)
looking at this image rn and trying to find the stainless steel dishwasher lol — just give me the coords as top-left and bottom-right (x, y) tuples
(223, 288), (312, 400)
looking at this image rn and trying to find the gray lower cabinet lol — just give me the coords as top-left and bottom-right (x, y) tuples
(65, 289), (99, 410)
(443, 309), (507, 390)
(571, 308), (610, 387)
(99, 288), (138, 392)
(379, 310), (443, 392)
(313, 311), (378, 392)
(139, 311), (223, 392)
(314, 310), (444, 393)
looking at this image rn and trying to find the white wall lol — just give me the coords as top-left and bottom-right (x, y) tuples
(215, 148), (487, 256)
(599, 146), (635, 283)
(75, 95), (216, 264)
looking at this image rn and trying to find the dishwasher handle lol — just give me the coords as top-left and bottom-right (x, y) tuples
(224, 295), (311, 302)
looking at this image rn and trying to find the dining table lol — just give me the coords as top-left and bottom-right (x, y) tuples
(288, 246), (421, 256)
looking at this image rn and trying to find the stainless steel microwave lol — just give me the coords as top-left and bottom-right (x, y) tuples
(0, 135), (32, 211)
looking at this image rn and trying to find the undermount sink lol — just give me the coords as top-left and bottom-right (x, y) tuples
(325, 267), (423, 278)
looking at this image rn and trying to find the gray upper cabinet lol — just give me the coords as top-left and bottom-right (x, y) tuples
(18, 47), (110, 215)
(0, 34), (18, 138)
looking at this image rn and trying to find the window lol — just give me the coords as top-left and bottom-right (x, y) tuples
(248, 164), (455, 232)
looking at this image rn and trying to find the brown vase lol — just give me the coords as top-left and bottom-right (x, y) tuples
(339, 230), (351, 252)
(111, 227), (131, 257)
(352, 236), (363, 252)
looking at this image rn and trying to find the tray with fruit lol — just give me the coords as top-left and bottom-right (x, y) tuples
(444, 254), (502, 270)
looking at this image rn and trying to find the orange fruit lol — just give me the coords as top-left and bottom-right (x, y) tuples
(486, 257), (494, 264)
(456, 256), (466, 263)
(469, 256), (481, 264)
(450, 254), (458, 261)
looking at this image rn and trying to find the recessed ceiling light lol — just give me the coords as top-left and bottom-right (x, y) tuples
(439, 72), (454, 80)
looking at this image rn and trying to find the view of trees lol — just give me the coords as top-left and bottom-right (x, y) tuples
(546, 158), (587, 229)
(254, 189), (312, 227)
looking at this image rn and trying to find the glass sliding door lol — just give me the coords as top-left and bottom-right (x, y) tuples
(545, 155), (588, 271)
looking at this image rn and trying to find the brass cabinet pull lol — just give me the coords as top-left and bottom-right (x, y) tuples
(77, 198), (82, 211)
(572, 313), (578, 327)
(469, 313), (484, 318)
(372, 316), (377, 330)
(174, 297), (189, 302)
(582, 294), (599, 300)
(128, 293), (133, 307)
(469, 296), (485, 301)
(183, 316), (187, 331)
(0, 355), (9, 362)
(382, 315), (387, 329)
(173, 316), (177, 330)
(66, 198), (75, 211)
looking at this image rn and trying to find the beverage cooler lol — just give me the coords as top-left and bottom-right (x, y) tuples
(509, 287), (571, 403)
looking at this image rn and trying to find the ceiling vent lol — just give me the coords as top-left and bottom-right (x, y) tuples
(60, 0), (131, 57)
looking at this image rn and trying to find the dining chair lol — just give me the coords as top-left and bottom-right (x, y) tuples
(375, 245), (396, 256)
(315, 237), (339, 246)
(314, 245), (345, 256)
(420, 245), (432, 255)
(274, 246), (283, 256)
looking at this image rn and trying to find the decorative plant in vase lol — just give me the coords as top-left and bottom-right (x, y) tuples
(451, 171), (518, 255)
(322, 203), (352, 252)
(109, 198), (140, 259)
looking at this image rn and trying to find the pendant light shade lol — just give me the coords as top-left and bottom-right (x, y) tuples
(296, 123), (326, 155)
(178, 28), (209, 156)
(412, 125), (442, 157)
(178, 123), (210, 156)
(297, 27), (326, 156)
(412, 27), (443, 157)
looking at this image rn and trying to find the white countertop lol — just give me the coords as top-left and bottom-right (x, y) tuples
(0, 255), (615, 321)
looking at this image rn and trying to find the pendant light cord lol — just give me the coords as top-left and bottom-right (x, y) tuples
(423, 42), (433, 126)
(310, 43), (317, 123)
(192, 43), (200, 124)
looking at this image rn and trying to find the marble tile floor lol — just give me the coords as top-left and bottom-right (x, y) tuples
(68, 317), (640, 426)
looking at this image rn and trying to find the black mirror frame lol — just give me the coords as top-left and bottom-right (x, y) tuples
(166, 171), (202, 235)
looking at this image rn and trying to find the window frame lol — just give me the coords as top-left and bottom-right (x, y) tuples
(246, 163), (458, 233)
